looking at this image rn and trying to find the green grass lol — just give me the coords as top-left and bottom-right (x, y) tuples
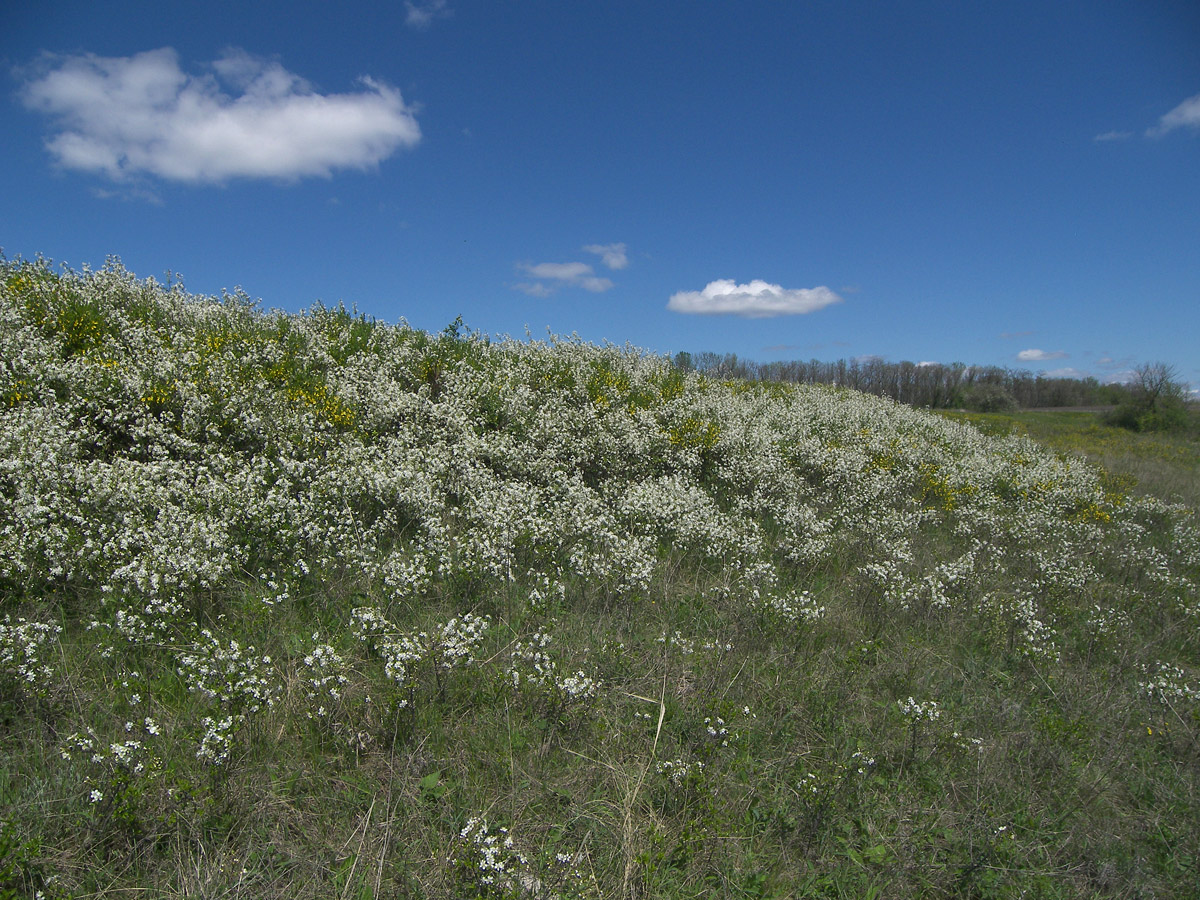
(3, 259), (1200, 898)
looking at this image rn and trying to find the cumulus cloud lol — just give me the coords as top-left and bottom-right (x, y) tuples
(1043, 367), (1086, 379)
(405, 1), (451, 29)
(667, 279), (842, 318)
(1017, 348), (1068, 362)
(18, 47), (421, 184)
(916, 360), (939, 367)
(583, 243), (628, 270)
(1147, 92), (1200, 137)
(513, 260), (613, 295)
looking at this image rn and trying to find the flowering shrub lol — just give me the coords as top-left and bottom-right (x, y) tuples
(452, 816), (596, 899)
(508, 628), (601, 715)
(3, 257), (1199, 895)
(176, 629), (279, 714)
(351, 607), (489, 704)
(300, 632), (349, 720)
(0, 616), (61, 698)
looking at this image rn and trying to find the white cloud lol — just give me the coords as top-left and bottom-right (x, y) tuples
(1147, 92), (1200, 137)
(405, 0), (451, 29)
(583, 243), (628, 270)
(667, 279), (842, 318)
(916, 360), (939, 368)
(514, 260), (613, 295)
(1017, 348), (1068, 362)
(512, 282), (553, 298)
(522, 262), (592, 281)
(1093, 130), (1132, 142)
(19, 48), (421, 184)
(1043, 367), (1086, 379)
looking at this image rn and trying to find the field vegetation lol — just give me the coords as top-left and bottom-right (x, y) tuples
(2, 258), (1199, 898)
(941, 408), (1200, 511)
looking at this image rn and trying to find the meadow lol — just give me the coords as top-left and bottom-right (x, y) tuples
(1, 258), (1198, 898)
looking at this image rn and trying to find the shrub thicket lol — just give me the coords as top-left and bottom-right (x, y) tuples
(2, 258), (1199, 898)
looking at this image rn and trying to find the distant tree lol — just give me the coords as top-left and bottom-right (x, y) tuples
(1104, 362), (1188, 432)
(958, 382), (1018, 413)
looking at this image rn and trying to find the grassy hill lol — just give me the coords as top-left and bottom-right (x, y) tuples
(2, 258), (1198, 898)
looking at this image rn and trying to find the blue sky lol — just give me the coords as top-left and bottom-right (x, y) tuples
(3, 1), (1198, 390)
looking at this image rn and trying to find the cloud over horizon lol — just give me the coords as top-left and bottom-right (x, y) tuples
(19, 48), (421, 184)
(668, 279), (842, 318)
(1043, 367), (1086, 379)
(1017, 348), (1069, 362)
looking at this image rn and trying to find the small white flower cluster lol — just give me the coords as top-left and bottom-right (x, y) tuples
(656, 758), (705, 789)
(526, 569), (566, 612)
(859, 547), (980, 614)
(1139, 662), (1200, 706)
(898, 697), (942, 724)
(426, 613), (491, 671)
(797, 751), (877, 797)
(453, 816), (528, 893)
(351, 607), (489, 701)
(1086, 605), (1132, 641)
(175, 628), (279, 713)
(451, 814), (597, 898)
(197, 714), (239, 765)
(655, 630), (732, 657)
(982, 593), (1060, 662)
(60, 728), (99, 763)
(950, 731), (984, 754)
(556, 671), (599, 702)
(1170, 517), (1200, 570)
(618, 472), (760, 559)
(0, 615), (61, 692)
(60, 720), (161, 802)
(757, 590), (826, 626)
(849, 749), (877, 773)
(896, 698), (984, 757)
(301, 632), (349, 719)
(508, 628), (601, 706)
(349, 606), (392, 644)
(704, 716), (730, 747)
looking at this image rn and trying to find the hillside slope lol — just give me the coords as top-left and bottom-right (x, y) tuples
(2, 259), (1198, 898)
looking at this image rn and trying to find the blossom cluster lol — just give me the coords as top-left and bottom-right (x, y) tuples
(508, 628), (601, 707)
(451, 816), (595, 898)
(176, 629), (279, 713)
(351, 606), (489, 701)
(0, 615), (61, 694)
(1139, 662), (1200, 706)
(301, 633), (349, 719)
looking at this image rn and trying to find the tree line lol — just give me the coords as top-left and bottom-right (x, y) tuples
(671, 351), (1137, 412)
